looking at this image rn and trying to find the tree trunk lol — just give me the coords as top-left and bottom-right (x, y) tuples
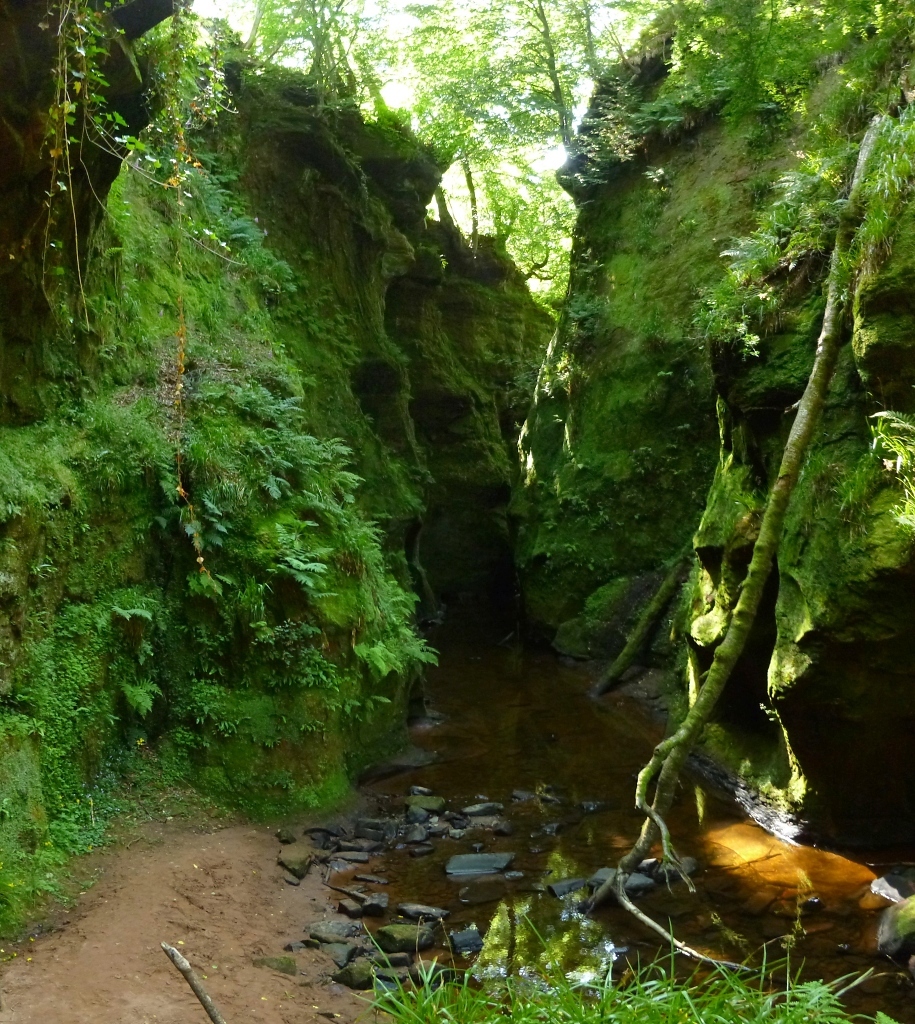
(243, 0), (267, 49)
(462, 159), (480, 254)
(589, 114), (885, 913)
(531, 0), (573, 148)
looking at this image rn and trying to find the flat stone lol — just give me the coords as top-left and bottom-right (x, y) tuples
(446, 853), (514, 876)
(504, 870), (525, 880)
(308, 921), (361, 943)
(339, 899), (363, 918)
(512, 789), (536, 802)
(410, 843), (435, 857)
(354, 874), (389, 885)
(409, 785), (434, 796)
(397, 902), (450, 921)
(547, 877), (587, 898)
(284, 876), (301, 887)
(355, 826), (386, 843)
(284, 941), (307, 952)
(406, 805), (432, 824)
(335, 851), (370, 863)
(462, 802), (504, 817)
(376, 923), (435, 954)
(405, 795), (446, 814)
(254, 955), (297, 975)
(332, 960), (375, 990)
(366, 950), (412, 968)
(448, 829), (466, 839)
(493, 820), (513, 836)
(278, 851), (313, 879)
(276, 827), (297, 844)
(339, 839), (379, 853)
(362, 893), (389, 916)
(449, 926), (484, 955)
(405, 825), (429, 843)
(324, 942), (359, 968)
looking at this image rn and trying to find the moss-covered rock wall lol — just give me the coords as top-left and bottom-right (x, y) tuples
(518, 53), (915, 845)
(0, 12), (549, 927)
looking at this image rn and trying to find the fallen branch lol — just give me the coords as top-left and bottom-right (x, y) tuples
(592, 546), (692, 697)
(161, 942), (228, 1024)
(589, 115), (886, 920)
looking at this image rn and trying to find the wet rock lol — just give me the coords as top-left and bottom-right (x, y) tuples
(540, 822), (562, 836)
(410, 962), (463, 988)
(428, 823), (450, 837)
(406, 805), (432, 825)
(339, 899), (363, 918)
(878, 897), (915, 957)
(406, 795), (446, 814)
(324, 942), (359, 968)
(872, 874), (915, 904)
(580, 801), (605, 814)
(332, 960), (375, 990)
(276, 827), (297, 845)
(339, 839), (382, 853)
(410, 785), (434, 796)
(448, 829), (466, 840)
(410, 843), (435, 857)
(284, 941), (308, 952)
(405, 825), (429, 843)
(625, 872), (656, 896)
(397, 902), (450, 921)
(328, 859), (353, 873)
(355, 873), (389, 885)
(588, 868), (614, 890)
(336, 851), (370, 864)
(462, 802), (504, 816)
(449, 926), (484, 955)
(471, 843), (485, 853)
(305, 825), (344, 838)
(548, 878), (587, 898)
(860, 890), (894, 911)
(254, 955), (298, 975)
(376, 923), (435, 954)
(446, 853), (514, 875)
(278, 851), (313, 879)
(308, 921), (362, 943)
(459, 880), (505, 905)
(493, 820), (514, 836)
(443, 813), (470, 828)
(512, 789), (537, 802)
(504, 871), (525, 880)
(654, 857), (699, 883)
(362, 893), (389, 916)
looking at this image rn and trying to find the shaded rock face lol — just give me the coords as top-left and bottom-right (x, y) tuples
(518, 71), (915, 844)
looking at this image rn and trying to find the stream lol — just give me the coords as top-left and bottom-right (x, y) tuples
(347, 614), (913, 1018)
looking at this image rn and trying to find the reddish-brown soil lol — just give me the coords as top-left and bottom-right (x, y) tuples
(0, 819), (369, 1024)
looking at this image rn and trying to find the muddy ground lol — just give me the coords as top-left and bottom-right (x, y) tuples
(0, 818), (371, 1024)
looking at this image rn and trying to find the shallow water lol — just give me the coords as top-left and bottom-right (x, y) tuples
(357, 617), (914, 1018)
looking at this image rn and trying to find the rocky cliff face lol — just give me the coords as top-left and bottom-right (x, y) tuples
(517, 63), (915, 845)
(0, 13), (549, 924)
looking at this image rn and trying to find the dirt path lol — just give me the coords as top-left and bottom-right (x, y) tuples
(0, 819), (369, 1024)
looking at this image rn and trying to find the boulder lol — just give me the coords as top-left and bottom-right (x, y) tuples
(406, 805), (432, 824)
(332, 960), (375, 990)
(278, 851), (313, 879)
(376, 923), (435, 954)
(405, 795), (446, 814)
(547, 878), (587, 898)
(449, 926), (484, 955)
(362, 893), (389, 916)
(872, 874), (915, 904)
(338, 899), (363, 918)
(878, 898), (915, 958)
(308, 921), (361, 944)
(324, 942), (359, 968)
(405, 825), (429, 843)
(409, 843), (435, 857)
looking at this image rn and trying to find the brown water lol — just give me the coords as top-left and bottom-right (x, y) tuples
(357, 618), (914, 1018)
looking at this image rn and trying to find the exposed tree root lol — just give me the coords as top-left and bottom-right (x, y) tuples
(587, 117), (886, 937)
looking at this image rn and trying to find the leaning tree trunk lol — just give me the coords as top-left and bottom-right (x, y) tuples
(589, 115), (885, 918)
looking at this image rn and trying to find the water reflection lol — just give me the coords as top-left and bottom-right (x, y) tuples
(363, 616), (913, 1017)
